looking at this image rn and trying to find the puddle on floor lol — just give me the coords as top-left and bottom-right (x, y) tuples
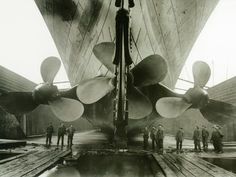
(40, 153), (160, 177)
(203, 157), (236, 174)
(0, 152), (20, 160)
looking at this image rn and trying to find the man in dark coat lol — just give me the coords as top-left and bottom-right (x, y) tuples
(156, 124), (164, 154)
(67, 125), (75, 149)
(176, 127), (184, 153)
(217, 126), (224, 153)
(193, 126), (201, 152)
(202, 125), (209, 151)
(46, 122), (54, 147)
(211, 125), (219, 152)
(143, 126), (149, 150)
(211, 125), (224, 153)
(57, 123), (66, 148)
(150, 127), (156, 150)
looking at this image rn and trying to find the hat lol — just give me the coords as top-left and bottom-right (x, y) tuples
(213, 125), (218, 129)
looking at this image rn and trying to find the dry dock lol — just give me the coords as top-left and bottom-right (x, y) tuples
(0, 131), (235, 177)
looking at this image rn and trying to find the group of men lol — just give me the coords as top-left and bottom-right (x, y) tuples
(143, 124), (164, 154)
(143, 125), (184, 153)
(193, 125), (224, 153)
(45, 122), (75, 149)
(143, 124), (224, 154)
(193, 126), (208, 152)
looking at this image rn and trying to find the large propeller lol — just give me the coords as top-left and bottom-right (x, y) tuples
(0, 57), (84, 122)
(77, 42), (168, 119)
(92, 42), (168, 86)
(80, 45), (236, 125)
(1, 52), (235, 126)
(156, 61), (211, 118)
(155, 60), (236, 125)
(33, 57), (84, 121)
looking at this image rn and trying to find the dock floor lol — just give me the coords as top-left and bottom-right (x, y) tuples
(0, 131), (235, 177)
(0, 148), (71, 177)
(152, 153), (236, 177)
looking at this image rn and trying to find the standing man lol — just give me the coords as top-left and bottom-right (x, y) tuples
(57, 123), (66, 148)
(156, 124), (164, 154)
(176, 127), (184, 153)
(143, 126), (149, 150)
(193, 126), (201, 152)
(211, 125), (220, 153)
(150, 127), (156, 151)
(217, 126), (224, 153)
(202, 125), (209, 151)
(67, 125), (75, 149)
(45, 122), (54, 147)
(211, 125), (217, 152)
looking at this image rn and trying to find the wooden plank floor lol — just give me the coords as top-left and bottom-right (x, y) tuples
(0, 149), (71, 177)
(0, 147), (235, 177)
(152, 153), (236, 177)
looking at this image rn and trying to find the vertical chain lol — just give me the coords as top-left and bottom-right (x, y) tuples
(129, 19), (132, 53)
(113, 66), (119, 122)
(124, 66), (129, 123)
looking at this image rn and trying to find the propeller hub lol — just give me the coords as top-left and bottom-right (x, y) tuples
(184, 87), (209, 108)
(32, 83), (59, 104)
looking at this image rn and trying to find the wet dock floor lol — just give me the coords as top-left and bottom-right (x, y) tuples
(0, 152), (20, 160)
(203, 157), (236, 174)
(39, 151), (236, 177)
(40, 153), (160, 177)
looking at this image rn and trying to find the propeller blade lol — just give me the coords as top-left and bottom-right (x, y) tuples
(0, 92), (38, 114)
(192, 61), (211, 87)
(131, 54), (167, 87)
(156, 97), (191, 118)
(76, 77), (115, 104)
(140, 83), (182, 106)
(40, 56), (61, 83)
(93, 42), (115, 71)
(128, 86), (153, 119)
(49, 98), (84, 122)
(200, 99), (236, 125)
